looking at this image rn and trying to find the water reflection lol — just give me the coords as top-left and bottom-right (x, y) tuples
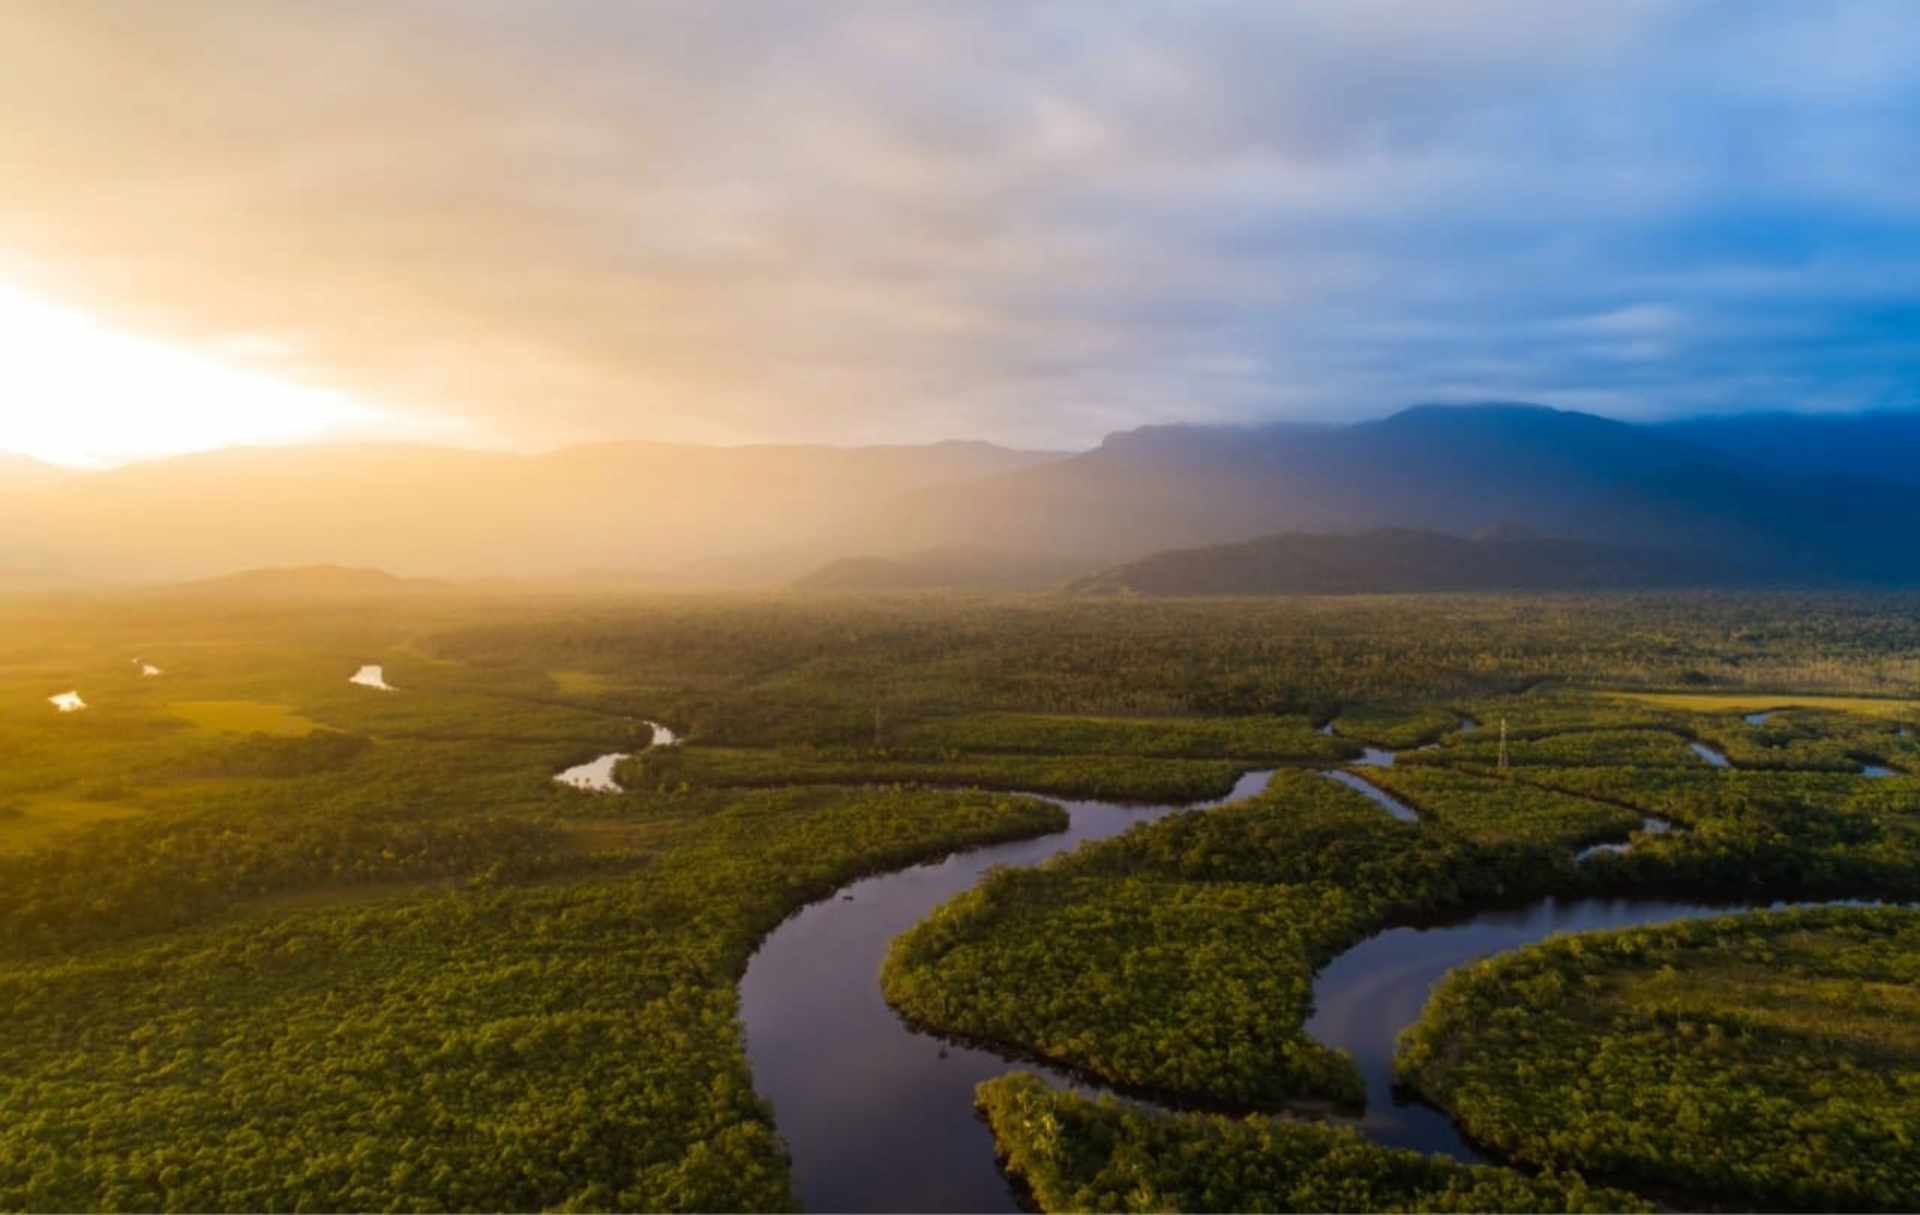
(348, 664), (394, 690)
(741, 770), (1276, 1212)
(1304, 895), (1835, 1160)
(554, 722), (681, 792)
(1574, 815), (1675, 862)
(1322, 769), (1419, 822)
(1689, 741), (1731, 767)
(554, 752), (630, 792)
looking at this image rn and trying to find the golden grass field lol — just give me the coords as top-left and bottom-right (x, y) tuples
(168, 699), (322, 735)
(1610, 691), (1920, 720)
(548, 669), (615, 696)
(0, 797), (142, 855)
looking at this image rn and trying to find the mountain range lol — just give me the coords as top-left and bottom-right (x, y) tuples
(865, 405), (1919, 583)
(3, 403), (1917, 591)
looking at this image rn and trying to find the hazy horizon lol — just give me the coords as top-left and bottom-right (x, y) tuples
(8, 396), (1920, 473)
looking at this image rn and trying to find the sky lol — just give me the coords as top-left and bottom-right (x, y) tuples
(1, 1), (1917, 465)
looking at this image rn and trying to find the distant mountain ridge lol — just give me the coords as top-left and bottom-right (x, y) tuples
(3, 404), (1918, 589)
(873, 403), (1920, 584)
(1070, 528), (1727, 596)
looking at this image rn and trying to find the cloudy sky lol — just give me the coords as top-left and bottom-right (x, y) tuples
(2, 1), (1917, 460)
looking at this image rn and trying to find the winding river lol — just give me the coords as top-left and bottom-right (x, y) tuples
(740, 770), (1278, 1212)
(734, 726), (1897, 1210)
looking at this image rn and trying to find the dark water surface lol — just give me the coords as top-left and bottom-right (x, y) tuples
(738, 747), (1845, 1211)
(1303, 894), (1823, 1160)
(739, 770), (1276, 1212)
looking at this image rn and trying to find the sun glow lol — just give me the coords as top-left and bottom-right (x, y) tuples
(0, 283), (411, 467)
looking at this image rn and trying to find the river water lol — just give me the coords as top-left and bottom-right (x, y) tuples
(553, 722), (682, 792)
(739, 770), (1276, 1212)
(348, 664), (395, 691)
(734, 727), (1884, 1210)
(1303, 892), (1807, 1161)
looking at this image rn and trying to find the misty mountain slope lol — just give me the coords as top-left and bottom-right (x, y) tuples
(0, 439), (1065, 586)
(792, 547), (1093, 592)
(150, 565), (454, 598)
(1071, 528), (1728, 596)
(1659, 411), (1920, 486)
(5, 403), (1919, 589)
(870, 403), (1920, 582)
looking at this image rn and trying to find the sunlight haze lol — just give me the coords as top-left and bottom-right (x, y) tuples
(2, 2), (1917, 454)
(0, 283), (430, 467)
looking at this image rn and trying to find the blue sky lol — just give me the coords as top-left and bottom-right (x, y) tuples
(1, 0), (1916, 453)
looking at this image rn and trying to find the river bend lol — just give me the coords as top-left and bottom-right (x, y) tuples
(737, 734), (1887, 1210)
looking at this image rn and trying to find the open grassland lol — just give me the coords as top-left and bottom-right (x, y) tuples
(0, 795), (144, 855)
(2, 587), (1918, 1209)
(168, 699), (320, 735)
(1610, 690), (1920, 720)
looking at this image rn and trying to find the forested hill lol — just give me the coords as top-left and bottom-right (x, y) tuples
(1070, 528), (1728, 596)
(1657, 411), (1920, 487)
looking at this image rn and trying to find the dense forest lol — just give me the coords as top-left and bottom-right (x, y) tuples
(1399, 907), (1920, 1210)
(975, 1074), (1649, 1213)
(1, 586), (1916, 1210)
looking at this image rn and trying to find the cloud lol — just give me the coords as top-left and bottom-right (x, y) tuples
(0, 0), (1916, 450)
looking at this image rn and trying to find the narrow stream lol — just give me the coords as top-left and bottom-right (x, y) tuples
(1322, 769), (1420, 822)
(1690, 740), (1731, 767)
(1574, 816), (1675, 862)
(553, 722), (680, 792)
